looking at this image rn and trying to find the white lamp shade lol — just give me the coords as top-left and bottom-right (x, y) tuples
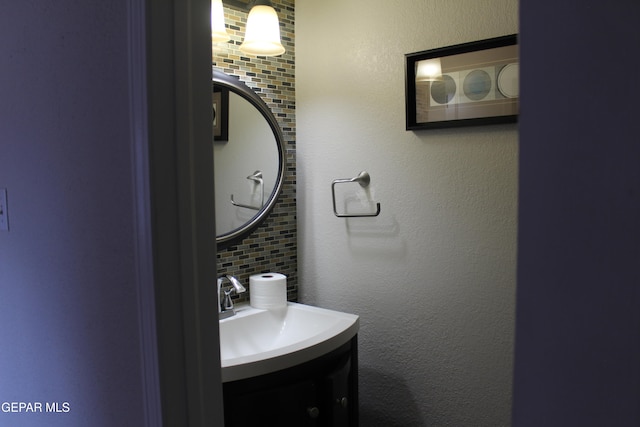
(239, 5), (285, 56)
(416, 58), (443, 82)
(211, 0), (230, 43)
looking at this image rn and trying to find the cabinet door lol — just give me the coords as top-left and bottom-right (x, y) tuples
(323, 353), (352, 427)
(225, 379), (319, 427)
(224, 337), (359, 426)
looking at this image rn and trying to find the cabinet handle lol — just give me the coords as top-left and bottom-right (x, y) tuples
(307, 406), (320, 419)
(336, 397), (348, 408)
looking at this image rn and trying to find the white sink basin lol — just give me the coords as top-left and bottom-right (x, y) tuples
(219, 302), (359, 382)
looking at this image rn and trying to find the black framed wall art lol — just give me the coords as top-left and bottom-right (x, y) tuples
(213, 85), (229, 141)
(406, 34), (518, 130)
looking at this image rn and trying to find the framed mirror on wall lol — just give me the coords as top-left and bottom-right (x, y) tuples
(212, 69), (286, 249)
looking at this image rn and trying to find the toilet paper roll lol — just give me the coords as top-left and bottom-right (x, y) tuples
(250, 273), (287, 309)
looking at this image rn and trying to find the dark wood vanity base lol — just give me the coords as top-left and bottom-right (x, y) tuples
(223, 336), (358, 427)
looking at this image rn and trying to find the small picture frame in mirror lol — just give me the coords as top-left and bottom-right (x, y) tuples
(213, 85), (229, 141)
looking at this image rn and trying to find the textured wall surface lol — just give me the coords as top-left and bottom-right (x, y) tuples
(296, 1), (518, 425)
(213, 0), (297, 303)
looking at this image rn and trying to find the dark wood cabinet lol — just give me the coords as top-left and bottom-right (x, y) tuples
(223, 336), (358, 427)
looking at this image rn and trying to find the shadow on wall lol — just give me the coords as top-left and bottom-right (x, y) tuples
(359, 367), (425, 426)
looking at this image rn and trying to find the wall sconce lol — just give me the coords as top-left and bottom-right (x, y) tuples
(415, 58), (443, 82)
(211, 0), (230, 43)
(220, 0), (285, 57)
(240, 1), (285, 56)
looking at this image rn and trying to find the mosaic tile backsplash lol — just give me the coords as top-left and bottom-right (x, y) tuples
(213, 0), (297, 304)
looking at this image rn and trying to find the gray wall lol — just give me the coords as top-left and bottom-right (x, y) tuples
(0, 1), (148, 426)
(297, 0), (518, 425)
(513, 1), (640, 426)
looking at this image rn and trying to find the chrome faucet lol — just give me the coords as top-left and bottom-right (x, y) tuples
(217, 275), (246, 319)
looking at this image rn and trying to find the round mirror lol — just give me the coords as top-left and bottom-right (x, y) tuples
(213, 69), (285, 249)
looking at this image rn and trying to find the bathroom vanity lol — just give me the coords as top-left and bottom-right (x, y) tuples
(219, 303), (359, 426)
(223, 337), (358, 426)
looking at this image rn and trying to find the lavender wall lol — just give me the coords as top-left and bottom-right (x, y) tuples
(0, 2), (147, 425)
(514, 1), (640, 425)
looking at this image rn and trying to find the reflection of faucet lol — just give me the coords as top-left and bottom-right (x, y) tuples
(218, 275), (246, 319)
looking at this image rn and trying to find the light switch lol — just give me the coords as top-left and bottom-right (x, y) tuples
(0, 188), (8, 231)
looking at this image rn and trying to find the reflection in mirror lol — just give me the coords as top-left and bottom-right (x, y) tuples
(213, 69), (285, 249)
(214, 91), (279, 233)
